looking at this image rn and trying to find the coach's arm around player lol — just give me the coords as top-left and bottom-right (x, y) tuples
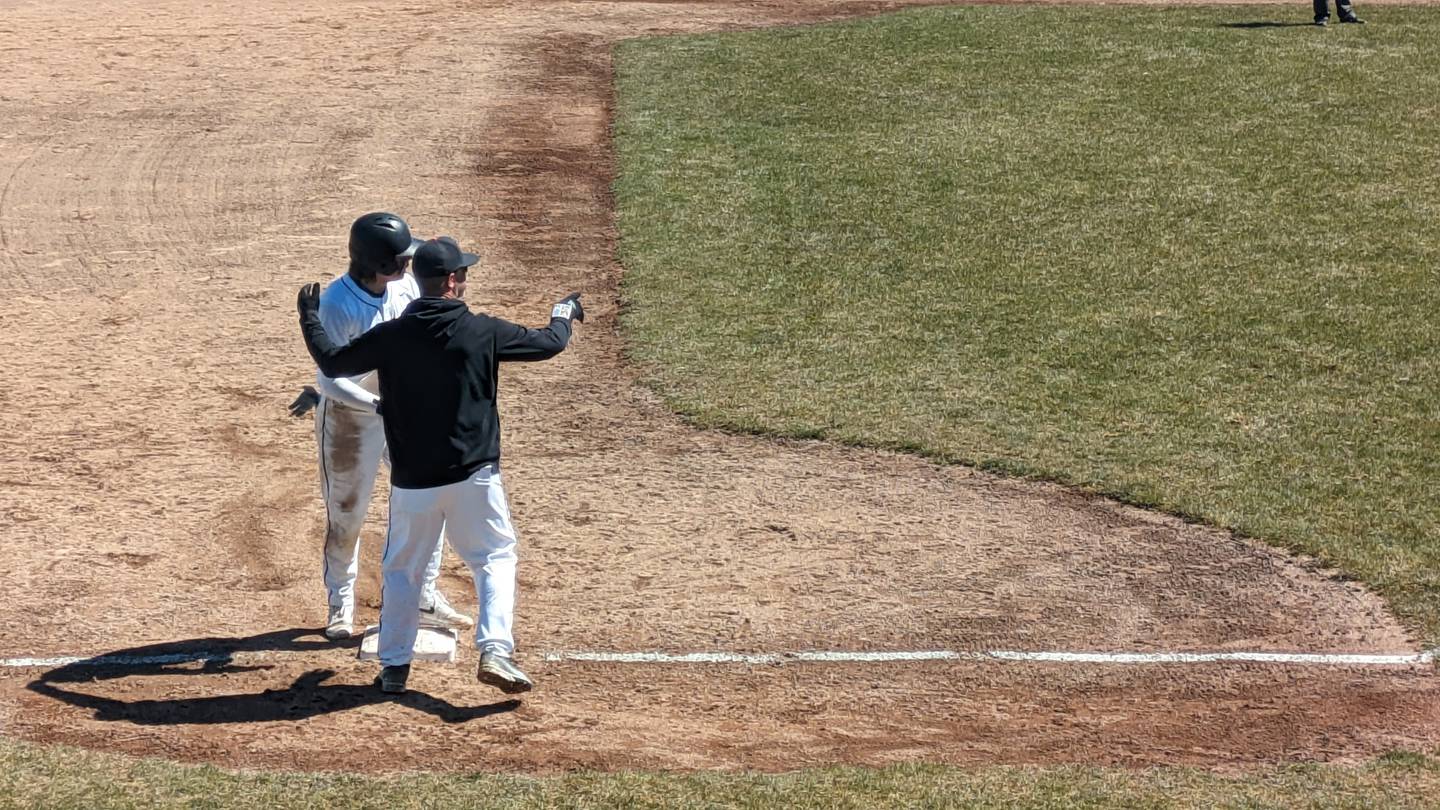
(296, 284), (581, 380)
(295, 282), (581, 383)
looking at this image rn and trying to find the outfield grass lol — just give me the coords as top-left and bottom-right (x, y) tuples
(4, 740), (1440, 809)
(614, 5), (1440, 642)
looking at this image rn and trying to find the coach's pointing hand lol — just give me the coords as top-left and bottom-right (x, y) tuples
(297, 282), (321, 318)
(551, 292), (584, 323)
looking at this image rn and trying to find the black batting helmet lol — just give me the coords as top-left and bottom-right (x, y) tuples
(348, 212), (419, 279)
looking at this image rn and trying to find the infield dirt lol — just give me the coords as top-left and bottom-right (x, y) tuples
(1, 0), (1436, 773)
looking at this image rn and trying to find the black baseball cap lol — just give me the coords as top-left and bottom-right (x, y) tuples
(412, 236), (479, 279)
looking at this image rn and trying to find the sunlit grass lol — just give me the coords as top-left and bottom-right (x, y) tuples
(4, 739), (1440, 809)
(614, 4), (1440, 641)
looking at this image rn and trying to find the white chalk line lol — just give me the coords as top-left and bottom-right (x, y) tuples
(3, 648), (1434, 670)
(543, 649), (1439, 666)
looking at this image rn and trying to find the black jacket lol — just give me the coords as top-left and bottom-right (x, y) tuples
(301, 296), (573, 489)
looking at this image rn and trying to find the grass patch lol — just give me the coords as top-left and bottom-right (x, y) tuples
(613, 5), (1440, 641)
(4, 739), (1440, 808)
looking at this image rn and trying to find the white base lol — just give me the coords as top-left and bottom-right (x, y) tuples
(356, 625), (458, 663)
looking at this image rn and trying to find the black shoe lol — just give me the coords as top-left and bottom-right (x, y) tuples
(1339, 15), (1365, 23)
(1314, 17), (1329, 25)
(478, 651), (533, 694)
(375, 664), (410, 694)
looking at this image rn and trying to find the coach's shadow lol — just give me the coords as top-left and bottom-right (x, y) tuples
(27, 627), (519, 726)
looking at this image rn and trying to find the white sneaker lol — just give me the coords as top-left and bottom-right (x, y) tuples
(324, 607), (354, 641)
(419, 591), (474, 630)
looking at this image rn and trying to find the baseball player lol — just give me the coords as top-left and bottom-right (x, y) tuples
(296, 236), (583, 695)
(308, 212), (473, 641)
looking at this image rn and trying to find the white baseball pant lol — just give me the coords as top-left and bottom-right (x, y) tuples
(315, 397), (445, 622)
(378, 464), (518, 666)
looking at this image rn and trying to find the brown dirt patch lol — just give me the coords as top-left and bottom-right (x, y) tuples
(1, 0), (1436, 775)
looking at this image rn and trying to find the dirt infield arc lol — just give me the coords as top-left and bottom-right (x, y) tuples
(1, 0), (1436, 773)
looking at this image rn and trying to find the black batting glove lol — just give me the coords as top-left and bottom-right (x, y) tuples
(297, 282), (321, 318)
(551, 292), (584, 323)
(288, 386), (320, 418)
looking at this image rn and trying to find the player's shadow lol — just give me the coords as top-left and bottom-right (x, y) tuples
(26, 627), (520, 726)
(1219, 21), (1317, 28)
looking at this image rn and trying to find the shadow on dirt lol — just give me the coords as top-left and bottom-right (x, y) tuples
(26, 627), (520, 725)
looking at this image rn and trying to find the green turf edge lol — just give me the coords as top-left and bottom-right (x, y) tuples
(609, 4), (1440, 644)
(4, 739), (1440, 809)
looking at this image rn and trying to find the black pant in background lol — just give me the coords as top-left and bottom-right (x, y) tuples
(1313, 0), (1357, 21)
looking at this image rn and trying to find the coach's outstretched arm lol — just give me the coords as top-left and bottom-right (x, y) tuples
(496, 293), (585, 362)
(297, 282), (390, 379)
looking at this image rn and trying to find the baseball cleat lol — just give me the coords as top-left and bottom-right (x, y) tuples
(419, 591), (474, 630)
(1339, 15), (1365, 22)
(324, 609), (354, 641)
(478, 651), (533, 694)
(375, 664), (410, 694)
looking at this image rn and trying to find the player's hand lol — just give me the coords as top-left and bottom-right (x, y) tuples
(551, 292), (584, 323)
(288, 386), (320, 418)
(297, 282), (321, 318)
